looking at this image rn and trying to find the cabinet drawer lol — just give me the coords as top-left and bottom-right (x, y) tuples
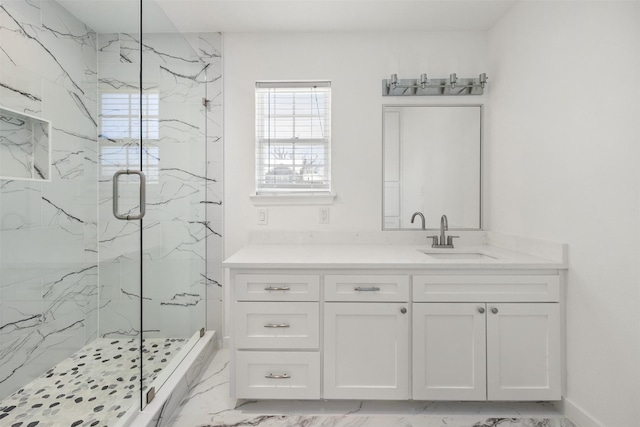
(235, 302), (319, 349)
(413, 275), (560, 302)
(325, 275), (409, 302)
(235, 274), (320, 301)
(235, 351), (320, 399)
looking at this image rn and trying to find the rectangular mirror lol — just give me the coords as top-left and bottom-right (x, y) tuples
(383, 104), (481, 230)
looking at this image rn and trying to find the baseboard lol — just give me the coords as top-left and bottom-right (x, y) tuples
(556, 397), (604, 427)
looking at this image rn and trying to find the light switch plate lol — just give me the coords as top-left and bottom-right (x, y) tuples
(258, 208), (268, 225)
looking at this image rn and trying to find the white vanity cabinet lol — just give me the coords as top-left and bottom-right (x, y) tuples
(227, 255), (565, 403)
(412, 274), (561, 401)
(323, 275), (410, 399)
(232, 273), (321, 399)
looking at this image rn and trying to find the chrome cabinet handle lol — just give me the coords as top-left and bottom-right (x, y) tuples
(478, 307), (485, 314)
(264, 286), (290, 291)
(265, 373), (290, 379)
(491, 307), (499, 314)
(264, 323), (290, 328)
(354, 286), (381, 292)
(112, 170), (146, 220)
(400, 307), (407, 314)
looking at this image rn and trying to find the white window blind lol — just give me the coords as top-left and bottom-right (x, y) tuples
(100, 92), (159, 140)
(99, 91), (160, 183)
(255, 81), (331, 194)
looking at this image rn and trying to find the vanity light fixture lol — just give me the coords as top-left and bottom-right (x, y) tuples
(479, 73), (488, 89)
(382, 73), (488, 96)
(419, 73), (428, 89)
(449, 73), (457, 89)
(390, 73), (398, 89)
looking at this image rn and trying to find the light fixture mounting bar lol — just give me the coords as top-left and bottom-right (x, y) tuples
(382, 73), (487, 96)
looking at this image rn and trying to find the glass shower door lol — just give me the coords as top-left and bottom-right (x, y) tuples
(138, 0), (209, 404)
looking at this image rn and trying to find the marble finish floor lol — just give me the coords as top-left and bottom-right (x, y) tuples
(168, 350), (578, 427)
(0, 337), (186, 427)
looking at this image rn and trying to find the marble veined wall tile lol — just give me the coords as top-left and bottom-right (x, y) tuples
(145, 181), (206, 222)
(41, 181), (88, 226)
(0, 57), (43, 117)
(42, 80), (97, 141)
(0, 265), (92, 399)
(0, 0), (99, 402)
(98, 299), (140, 338)
(0, 278), (43, 344)
(0, 180), (42, 231)
(39, 1), (97, 98)
(0, 2), (93, 100)
(156, 221), (206, 262)
(98, 219), (144, 262)
(132, 260), (205, 301)
(0, 224), (85, 286)
(0, 0), (42, 24)
(50, 129), (87, 180)
(98, 33), (120, 57)
(0, 121), (31, 177)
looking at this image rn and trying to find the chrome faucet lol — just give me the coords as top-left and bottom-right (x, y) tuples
(411, 212), (425, 229)
(427, 214), (459, 248)
(440, 214), (449, 246)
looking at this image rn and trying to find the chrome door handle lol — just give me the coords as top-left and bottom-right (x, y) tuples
(354, 286), (381, 292)
(265, 373), (290, 379)
(264, 286), (290, 291)
(478, 307), (485, 314)
(113, 170), (146, 220)
(491, 307), (499, 314)
(264, 323), (290, 328)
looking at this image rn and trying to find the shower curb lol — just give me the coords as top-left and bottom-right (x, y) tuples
(121, 331), (218, 427)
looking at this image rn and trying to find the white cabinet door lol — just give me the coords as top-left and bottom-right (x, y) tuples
(486, 303), (561, 400)
(324, 302), (410, 399)
(412, 303), (487, 400)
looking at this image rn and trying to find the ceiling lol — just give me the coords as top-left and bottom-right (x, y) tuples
(57, 0), (518, 34)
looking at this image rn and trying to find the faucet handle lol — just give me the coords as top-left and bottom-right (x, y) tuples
(446, 235), (460, 247)
(426, 235), (439, 247)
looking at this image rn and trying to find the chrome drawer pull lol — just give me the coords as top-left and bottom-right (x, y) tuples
(354, 286), (381, 292)
(265, 373), (290, 379)
(264, 323), (290, 328)
(264, 286), (291, 291)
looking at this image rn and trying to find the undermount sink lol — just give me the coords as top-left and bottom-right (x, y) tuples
(419, 250), (497, 260)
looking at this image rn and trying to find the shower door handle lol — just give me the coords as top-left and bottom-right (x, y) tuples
(113, 170), (146, 220)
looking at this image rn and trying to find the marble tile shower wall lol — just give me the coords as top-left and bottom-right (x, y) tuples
(0, 0), (99, 400)
(96, 32), (223, 340)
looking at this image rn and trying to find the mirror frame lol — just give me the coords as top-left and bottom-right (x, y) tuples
(381, 103), (483, 231)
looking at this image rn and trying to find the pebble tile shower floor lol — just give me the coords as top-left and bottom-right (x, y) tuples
(0, 337), (186, 427)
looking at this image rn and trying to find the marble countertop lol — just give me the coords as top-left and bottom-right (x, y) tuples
(223, 241), (568, 270)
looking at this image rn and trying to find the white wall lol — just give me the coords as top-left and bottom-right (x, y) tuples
(487, 2), (640, 426)
(223, 31), (489, 256)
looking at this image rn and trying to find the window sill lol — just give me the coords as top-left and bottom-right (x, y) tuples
(250, 193), (336, 206)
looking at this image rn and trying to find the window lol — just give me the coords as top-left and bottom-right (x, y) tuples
(255, 81), (331, 194)
(100, 92), (159, 140)
(99, 91), (160, 183)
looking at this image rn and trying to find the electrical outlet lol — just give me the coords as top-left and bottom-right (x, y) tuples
(258, 208), (268, 225)
(319, 207), (330, 224)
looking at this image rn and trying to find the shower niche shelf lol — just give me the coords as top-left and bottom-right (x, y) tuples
(0, 106), (51, 181)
